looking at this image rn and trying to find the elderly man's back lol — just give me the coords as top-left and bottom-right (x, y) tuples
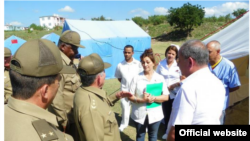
(170, 67), (225, 125)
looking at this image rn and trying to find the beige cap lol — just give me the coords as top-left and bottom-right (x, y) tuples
(4, 47), (12, 57)
(78, 53), (111, 75)
(60, 30), (85, 48)
(10, 39), (75, 77)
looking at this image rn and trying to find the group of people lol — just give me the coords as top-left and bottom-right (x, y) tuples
(4, 29), (241, 141)
(113, 39), (240, 141)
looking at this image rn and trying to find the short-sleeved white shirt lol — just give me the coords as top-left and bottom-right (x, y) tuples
(129, 71), (169, 124)
(168, 67), (225, 127)
(156, 59), (182, 99)
(115, 58), (143, 91)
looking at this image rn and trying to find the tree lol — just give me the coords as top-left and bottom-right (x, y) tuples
(167, 2), (205, 35)
(224, 14), (232, 22)
(29, 23), (44, 30)
(232, 8), (247, 17)
(99, 15), (105, 21)
(132, 17), (148, 27)
(29, 23), (37, 29)
(91, 15), (112, 21)
(148, 15), (167, 25)
(36, 25), (44, 31)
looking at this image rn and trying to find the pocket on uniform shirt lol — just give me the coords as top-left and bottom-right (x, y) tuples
(105, 111), (117, 135)
(70, 75), (80, 92)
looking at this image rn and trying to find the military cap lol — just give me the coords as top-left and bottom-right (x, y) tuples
(4, 47), (12, 57)
(78, 53), (111, 75)
(10, 39), (75, 77)
(60, 30), (85, 48)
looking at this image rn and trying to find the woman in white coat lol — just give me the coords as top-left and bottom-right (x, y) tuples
(128, 48), (169, 141)
(156, 44), (185, 139)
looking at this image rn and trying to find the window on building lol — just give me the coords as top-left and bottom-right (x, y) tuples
(48, 17), (50, 20)
(49, 23), (51, 26)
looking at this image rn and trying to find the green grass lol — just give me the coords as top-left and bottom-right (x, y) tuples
(4, 30), (62, 41)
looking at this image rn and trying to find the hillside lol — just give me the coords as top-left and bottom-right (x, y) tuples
(142, 21), (228, 41)
(4, 21), (228, 42)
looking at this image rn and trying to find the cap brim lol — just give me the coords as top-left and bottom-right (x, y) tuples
(73, 43), (85, 48)
(59, 65), (76, 74)
(104, 62), (111, 69)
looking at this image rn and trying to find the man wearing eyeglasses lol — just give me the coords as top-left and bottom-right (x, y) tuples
(48, 30), (84, 140)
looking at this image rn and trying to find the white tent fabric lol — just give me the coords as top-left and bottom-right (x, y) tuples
(203, 12), (249, 60)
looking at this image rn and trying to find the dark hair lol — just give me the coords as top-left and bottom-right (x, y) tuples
(165, 45), (179, 60)
(57, 39), (63, 47)
(180, 39), (209, 66)
(124, 45), (134, 52)
(140, 48), (155, 64)
(9, 70), (58, 100)
(78, 69), (98, 87)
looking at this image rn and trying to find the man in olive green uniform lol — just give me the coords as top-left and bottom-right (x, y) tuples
(5, 39), (75, 141)
(74, 53), (133, 141)
(48, 30), (84, 139)
(4, 47), (12, 104)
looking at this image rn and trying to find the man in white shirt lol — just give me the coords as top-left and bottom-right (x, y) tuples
(167, 39), (225, 141)
(115, 45), (143, 131)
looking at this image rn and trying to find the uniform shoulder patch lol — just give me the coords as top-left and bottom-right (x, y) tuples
(32, 119), (58, 141)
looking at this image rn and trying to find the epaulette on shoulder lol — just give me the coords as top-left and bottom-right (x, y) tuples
(32, 119), (58, 141)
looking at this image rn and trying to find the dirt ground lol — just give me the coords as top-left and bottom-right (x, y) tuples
(225, 97), (249, 125)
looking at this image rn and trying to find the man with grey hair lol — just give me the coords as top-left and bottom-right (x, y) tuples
(206, 40), (241, 125)
(166, 39), (225, 141)
(74, 53), (133, 141)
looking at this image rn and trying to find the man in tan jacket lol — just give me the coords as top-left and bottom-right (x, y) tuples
(48, 30), (84, 140)
(5, 39), (75, 141)
(74, 53), (133, 141)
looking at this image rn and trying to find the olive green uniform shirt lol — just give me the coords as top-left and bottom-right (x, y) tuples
(48, 51), (81, 127)
(5, 97), (73, 141)
(4, 69), (12, 104)
(74, 86), (121, 141)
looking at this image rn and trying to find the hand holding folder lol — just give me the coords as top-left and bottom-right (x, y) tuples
(145, 82), (163, 108)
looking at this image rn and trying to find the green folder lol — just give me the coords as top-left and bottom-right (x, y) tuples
(146, 82), (163, 108)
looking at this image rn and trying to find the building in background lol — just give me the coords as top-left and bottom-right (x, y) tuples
(4, 24), (25, 31)
(39, 14), (65, 29)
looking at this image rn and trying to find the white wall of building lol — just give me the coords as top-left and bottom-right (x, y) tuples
(39, 14), (64, 29)
(4, 25), (25, 31)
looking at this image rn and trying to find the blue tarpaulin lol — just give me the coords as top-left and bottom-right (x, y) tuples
(4, 35), (26, 55)
(41, 32), (60, 45)
(62, 20), (151, 79)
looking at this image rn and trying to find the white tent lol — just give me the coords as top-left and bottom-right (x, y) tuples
(203, 12), (249, 107)
(203, 12), (249, 60)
